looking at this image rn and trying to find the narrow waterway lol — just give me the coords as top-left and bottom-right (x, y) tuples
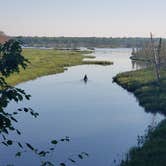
(3, 48), (163, 166)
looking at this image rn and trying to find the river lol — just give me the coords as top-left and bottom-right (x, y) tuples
(2, 48), (163, 166)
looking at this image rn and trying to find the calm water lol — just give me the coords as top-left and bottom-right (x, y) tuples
(3, 48), (163, 166)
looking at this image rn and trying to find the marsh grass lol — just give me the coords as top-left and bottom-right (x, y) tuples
(83, 60), (113, 65)
(5, 49), (112, 85)
(120, 119), (166, 166)
(5, 49), (94, 85)
(113, 67), (166, 115)
(113, 67), (166, 166)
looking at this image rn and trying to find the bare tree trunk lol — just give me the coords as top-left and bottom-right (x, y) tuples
(157, 38), (162, 69)
(150, 33), (160, 83)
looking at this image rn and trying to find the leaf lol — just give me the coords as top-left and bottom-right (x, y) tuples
(7, 140), (13, 145)
(51, 140), (58, 145)
(82, 152), (89, 157)
(25, 95), (31, 100)
(26, 143), (34, 151)
(18, 94), (23, 101)
(2, 142), (8, 146)
(18, 142), (23, 149)
(13, 112), (18, 115)
(78, 154), (83, 159)
(68, 158), (76, 163)
(15, 152), (21, 157)
(24, 108), (29, 112)
(16, 129), (21, 135)
(2, 134), (6, 140)
(11, 116), (18, 122)
(3, 129), (8, 134)
(38, 151), (46, 157)
(9, 127), (15, 131)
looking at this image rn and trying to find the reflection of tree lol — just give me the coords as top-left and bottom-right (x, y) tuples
(131, 60), (150, 70)
(0, 40), (88, 166)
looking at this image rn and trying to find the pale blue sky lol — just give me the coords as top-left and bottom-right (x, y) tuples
(1, 0), (166, 37)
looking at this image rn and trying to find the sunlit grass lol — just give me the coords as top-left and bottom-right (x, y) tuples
(83, 60), (113, 65)
(5, 49), (113, 85)
(5, 49), (94, 85)
(113, 67), (166, 115)
(113, 67), (166, 166)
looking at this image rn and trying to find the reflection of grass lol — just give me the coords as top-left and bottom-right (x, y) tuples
(6, 49), (95, 85)
(130, 54), (152, 62)
(113, 67), (166, 166)
(83, 60), (113, 65)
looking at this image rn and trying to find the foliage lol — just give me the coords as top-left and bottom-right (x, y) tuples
(4, 48), (110, 86)
(5, 48), (93, 85)
(119, 119), (166, 166)
(0, 40), (89, 165)
(14, 36), (155, 48)
(131, 34), (166, 83)
(113, 67), (166, 115)
(0, 39), (29, 77)
(83, 60), (113, 65)
(113, 64), (166, 166)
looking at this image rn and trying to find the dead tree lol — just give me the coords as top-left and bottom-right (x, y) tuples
(150, 33), (160, 83)
(157, 38), (162, 69)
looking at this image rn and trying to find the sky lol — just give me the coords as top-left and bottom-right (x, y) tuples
(1, 0), (166, 37)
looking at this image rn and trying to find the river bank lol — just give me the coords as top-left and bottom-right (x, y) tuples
(6, 49), (112, 85)
(4, 48), (159, 166)
(113, 67), (166, 166)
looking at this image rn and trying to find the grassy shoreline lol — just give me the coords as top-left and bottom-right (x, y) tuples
(113, 67), (166, 115)
(113, 67), (166, 166)
(120, 119), (166, 166)
(6, 49), (112, 85)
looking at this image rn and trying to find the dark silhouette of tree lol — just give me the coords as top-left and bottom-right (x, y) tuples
(0, 39), (88, 166)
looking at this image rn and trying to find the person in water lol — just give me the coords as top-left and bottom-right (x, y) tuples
(84, 74), (88, 81)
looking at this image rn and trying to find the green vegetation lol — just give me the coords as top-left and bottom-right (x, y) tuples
(113, 35), (166, 166)
(113, 67), (166, 166)
(83, 60), (113, 65)
(15, 36), (156, 48)
(5, 49), (90, 85)
(0, 37), (89, 166)
(6, 48), (112, 85)
(113, 67), (166, 115)
(120, 119), (166, 166)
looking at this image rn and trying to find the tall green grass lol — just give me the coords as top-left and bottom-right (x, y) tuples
(113, 67), (166, 115)
(5, 49), (92, 85)
(113, 67), (166, 166)
(6, 49), (112, 85)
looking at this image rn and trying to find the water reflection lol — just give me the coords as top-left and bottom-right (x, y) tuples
(2, 48), (164, 166)
(131, 60), (150, 70)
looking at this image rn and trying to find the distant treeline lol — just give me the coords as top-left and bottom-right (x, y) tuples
(14, 36), (158, 48)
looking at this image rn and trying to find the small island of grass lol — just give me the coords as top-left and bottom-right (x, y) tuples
(83, 60), (113, 65)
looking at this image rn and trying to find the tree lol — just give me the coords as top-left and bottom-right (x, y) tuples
(0, 39), (88, 166)
(131, 33), (164, 84)
(150, 33), (161, 83)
